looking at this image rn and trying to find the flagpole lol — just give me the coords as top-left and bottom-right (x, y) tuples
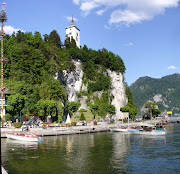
(0, 5), (8, 127)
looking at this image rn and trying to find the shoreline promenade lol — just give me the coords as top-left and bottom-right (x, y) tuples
(1, 117), (179, 138)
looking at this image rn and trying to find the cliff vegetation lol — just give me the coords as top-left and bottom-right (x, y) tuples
(2, 30), (135, 122)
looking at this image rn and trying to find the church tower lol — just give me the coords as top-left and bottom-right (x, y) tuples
(66, 17), (80, 48)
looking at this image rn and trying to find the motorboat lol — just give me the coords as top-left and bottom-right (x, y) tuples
(5, 132), (43, 142)
(128, 128), (167, 135)
(110, 127), (129, 132)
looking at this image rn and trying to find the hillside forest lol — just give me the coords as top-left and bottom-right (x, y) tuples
(2, 30), (136, 122)
(130, 74), (180, 115)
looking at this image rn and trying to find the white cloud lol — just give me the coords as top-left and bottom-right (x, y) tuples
(73, 0), (180, 25)
(67, 16), (78, 22)
(73, 0), (80, 5)
(96, 9), (106, 16)
(109, 10), (151, 25)
(168, 66), (177, 70)
(124, 42), (134, 46)
(4, 25), (24, 35)
(104, 24), (110, 29)
(80, 1), (99, 15)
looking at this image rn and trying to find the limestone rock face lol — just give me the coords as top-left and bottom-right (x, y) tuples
(58, 60), (128, 119)
(106, 70), (128, 119)
(58, 60), (83, 102)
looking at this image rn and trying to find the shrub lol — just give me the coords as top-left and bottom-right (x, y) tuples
(79, 109), (87, 112)
(110, 120), (114, 124)
(5, 113), (13, 122)
(94, 121), (97, 125)
(13, 122), (22, 128)
(71, 122), (77, 126)
(79, 113), (86, 120)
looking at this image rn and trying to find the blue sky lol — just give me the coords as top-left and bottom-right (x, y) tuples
(2, 0), (180, 85)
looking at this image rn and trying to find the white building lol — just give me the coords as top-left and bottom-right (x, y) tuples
(66, 17), (80, 48)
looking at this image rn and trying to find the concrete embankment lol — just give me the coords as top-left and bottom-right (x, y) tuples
(1, 123), (111, 138)
(1, 117), (179, 138)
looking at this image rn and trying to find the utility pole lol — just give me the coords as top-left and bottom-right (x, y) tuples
(0, 6), (8, 127)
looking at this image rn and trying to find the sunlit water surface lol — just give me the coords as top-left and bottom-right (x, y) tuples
(1, 124), (180, 174)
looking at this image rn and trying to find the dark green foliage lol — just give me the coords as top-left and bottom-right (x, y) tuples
(79, 47), (126, 82)
(79, 109), (87, 112)
(88, 74), (111, 92)
(130, 74), (180, 115)
(89, 91), (115, 118)
(79, 113), (86, 120)
(13, 122), (22, 128)
(64, 37), (77, 49)
(36, 99), (57, 121)
(6, 93), (27, 117)
(152, 109), (161, 117)
(64, 101), (81, 117)
(5, 113), (13, 122)
(120, 85), (137, 119)
(48, 30), (62, 48)
(71, 122), (77, 126)
(3, 30), (129, 122)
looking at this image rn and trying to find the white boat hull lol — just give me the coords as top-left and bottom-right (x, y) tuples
(128, 130), (167, 135)
(110, 128), (129, 132)
(5, 133), (42, 142)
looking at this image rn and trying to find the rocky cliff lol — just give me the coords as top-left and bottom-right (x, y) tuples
(57, 59), (128, 119)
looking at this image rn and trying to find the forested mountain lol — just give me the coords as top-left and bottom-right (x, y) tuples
(2, 30), (136, 122)
(130, 73), (180, 115)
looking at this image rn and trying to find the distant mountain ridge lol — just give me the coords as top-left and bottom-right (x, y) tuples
(130, 73), (180, 115)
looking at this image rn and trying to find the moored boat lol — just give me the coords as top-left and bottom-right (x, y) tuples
(110, 126), (137, 132)
(128, 129), (167, 135)
(5, 132), (43, 142)
(110, 127), (129, 132)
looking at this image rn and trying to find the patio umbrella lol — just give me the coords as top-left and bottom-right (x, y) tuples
(66, 114), (71, 124)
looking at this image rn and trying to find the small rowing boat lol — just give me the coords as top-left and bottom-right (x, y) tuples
(5, 132), (43, 142)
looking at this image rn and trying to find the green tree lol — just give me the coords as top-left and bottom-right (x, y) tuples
(57, 100), (64, 122)
(79, 113), (86, 120)
(48, 30), (62, 48)
(66, 101), (80, 117)
(145, 101), (157, 119)
(152, 108), (161, 117)
(39, 82), (51, 100)
(122, 85), (137, 119)
(6, 93), (27, 119)
(90, 104), (98, 118)
(36, 99), (57, 121)
(5, 113), (13, 122)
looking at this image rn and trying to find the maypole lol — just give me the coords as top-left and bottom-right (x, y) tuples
(0, 3), (8, 127)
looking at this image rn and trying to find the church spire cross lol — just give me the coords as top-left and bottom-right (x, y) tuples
(72, 16), (74, 24)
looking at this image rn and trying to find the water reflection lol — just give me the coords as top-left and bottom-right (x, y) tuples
(1, 124), (179, 174)
(6, 139), (39, 147)
(111, 132), (131, 172)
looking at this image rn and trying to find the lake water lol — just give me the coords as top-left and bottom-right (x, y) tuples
(1, 124), (180, 174)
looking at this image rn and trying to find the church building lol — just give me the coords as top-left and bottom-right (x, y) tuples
(66, 17), (80, 48)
